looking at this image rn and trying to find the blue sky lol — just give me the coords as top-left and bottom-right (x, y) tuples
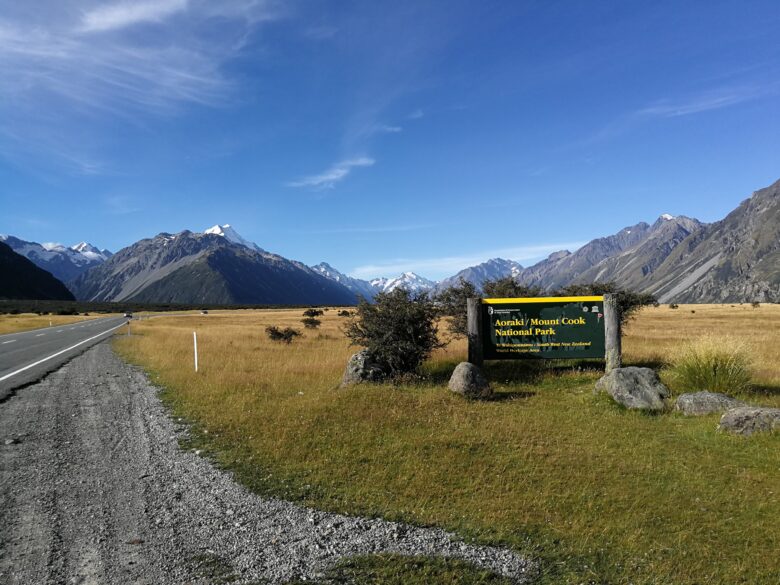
(1, 0), (778, 280)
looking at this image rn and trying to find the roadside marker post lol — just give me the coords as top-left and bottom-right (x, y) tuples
(193, 331), (199, 372)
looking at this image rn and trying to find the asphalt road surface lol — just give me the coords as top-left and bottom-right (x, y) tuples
(0, 316), (128, 400)
(0, 343), (535, 584)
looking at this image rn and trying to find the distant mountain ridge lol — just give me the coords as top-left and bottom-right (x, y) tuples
(69, 227), (356, 305)
(435, 258), (523, 293)
(8, 178), (778, 304)
(0, 242), (75, 301)
(0, 235), (111, 285)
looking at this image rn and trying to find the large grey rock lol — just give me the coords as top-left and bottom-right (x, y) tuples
(341, 350), (386, 387)
(718, 407), (780, 436)
(594, 367), (669, 411)
(448, 362), (492, 400)
(675, 391), (745, 416)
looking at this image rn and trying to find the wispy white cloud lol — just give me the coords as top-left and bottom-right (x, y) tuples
(80, 0), (188, 33)
(349, 241), (585, 280)
(375, 124), (403, 133)
(408, 108), (424, 119)
(0, 0), (283, 172)
(637, 86), (768, 118)
(105, 195), (141, 215)
(584, 85), (772, 145)
(287, 157), (375, 189)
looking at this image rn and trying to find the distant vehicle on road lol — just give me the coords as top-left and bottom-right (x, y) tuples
(124, 312), (133, 319)
(201, 310), (209, 315)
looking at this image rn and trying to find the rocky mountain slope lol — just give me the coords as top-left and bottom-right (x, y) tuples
(643, 179), (780, 302)
(435, 258), (523, 293)
(0, 235), (111, 284)
(574, 215), (704, 291)
(517, 221), (656, 290)
(70, 229), (356, 305)
(0, 242), (75, 300)
(311, 263), (378, 300)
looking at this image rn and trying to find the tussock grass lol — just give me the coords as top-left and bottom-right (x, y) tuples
(114, 305), (780, 584)
(0, 313), (112, 335)
(666, 334), (753, 393)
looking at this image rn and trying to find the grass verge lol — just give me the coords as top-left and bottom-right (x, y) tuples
(115, 305), (780, 584)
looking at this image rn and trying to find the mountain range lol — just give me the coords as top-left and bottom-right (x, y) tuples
(0, 241), (75, 301)
(2, 178), (778, 304)
(0, 235), (112, 284)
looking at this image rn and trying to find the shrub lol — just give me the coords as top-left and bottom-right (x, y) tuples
(669, 303), (679, 309)
(265, 326), (301, 344)
(303, 308), (324, 317)
(301, 317), (321, 329)
(337, 310), (352, 317)
(751, 301), (761, 309)
(435, 277), (478, 338)
(343, 288), (444, 375)
(667, 335), (752, 394)
(482, 277), (542, 299)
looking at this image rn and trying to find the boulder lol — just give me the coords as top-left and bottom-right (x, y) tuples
(675, 391), (745, 416)
(718, 407), (780, 436)
(341, 350), (386, 387)
(594, 367), (669, 411)
(448, 362), (492, 400)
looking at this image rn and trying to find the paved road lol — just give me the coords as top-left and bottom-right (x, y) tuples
(0, 316), (128, 400)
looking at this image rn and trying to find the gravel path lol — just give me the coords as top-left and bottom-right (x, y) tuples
(0, 342), (536, 584)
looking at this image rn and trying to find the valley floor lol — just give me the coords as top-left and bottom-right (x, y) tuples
(0, 342), (534, 584)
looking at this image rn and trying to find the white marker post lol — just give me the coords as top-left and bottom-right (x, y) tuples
(193, 331), (199, 373)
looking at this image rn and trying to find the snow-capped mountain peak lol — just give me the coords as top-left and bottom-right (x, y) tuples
(1, 234), (112, 281)
(203, 224), (263, 252)
(70, 242), (112, 261)
(311, 262), (377, 300)
(371, 272), (436, 294)
(660, 213), (675, 221)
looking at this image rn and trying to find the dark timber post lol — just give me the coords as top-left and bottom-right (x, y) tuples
(467, 298), (484, 366)
(603, 293), (622, 372)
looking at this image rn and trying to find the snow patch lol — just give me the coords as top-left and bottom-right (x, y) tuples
(203, 224), (262, 252)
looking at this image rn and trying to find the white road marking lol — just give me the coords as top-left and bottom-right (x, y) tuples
(35, 334), (45, 337)
(57, 330), (64, 333)
(0, 322), (128, 383)
(2, 340), (16, 345)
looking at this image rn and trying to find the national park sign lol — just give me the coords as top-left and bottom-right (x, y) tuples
(466, 295), (621, 369)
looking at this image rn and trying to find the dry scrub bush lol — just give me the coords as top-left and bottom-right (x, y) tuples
(667, 335), (752, 393)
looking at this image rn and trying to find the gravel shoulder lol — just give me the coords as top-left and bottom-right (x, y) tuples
(0, 342), (535, 584)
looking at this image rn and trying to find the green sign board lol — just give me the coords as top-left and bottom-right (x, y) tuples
(482, 296), (605, 360)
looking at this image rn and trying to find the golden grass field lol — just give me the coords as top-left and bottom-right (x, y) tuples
(0, 313), (117, 335)
(113, 304), (780, 584)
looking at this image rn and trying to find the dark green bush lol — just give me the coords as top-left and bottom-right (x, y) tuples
(482, 277), (542, 299)
(301, 317), (321, 329)
(303, 308), (324, 317)
(265, 326), (301, 344)
(344, 288), (444, 375)
(435, 277), (478, 338)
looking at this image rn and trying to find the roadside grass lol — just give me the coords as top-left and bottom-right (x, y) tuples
(114, 304), (780, 584)
(0, 313), (113, 335)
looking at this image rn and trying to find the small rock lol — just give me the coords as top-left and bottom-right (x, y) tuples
(340, 350), (386, 387)
(448, 362), (492, 400)
(594, 367), (669, 411)
(675, 391), (745, 416)
(718, 407), (780, 436)
(4, 438), (20, 446)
